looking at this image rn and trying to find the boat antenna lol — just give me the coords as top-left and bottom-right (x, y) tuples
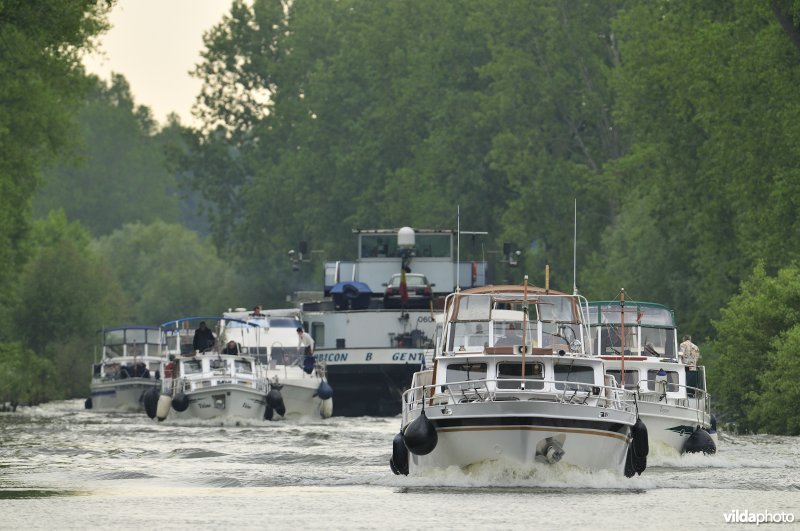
(521, 274), (529, 390)
(573, 198), (578, 296)
(620, 288), (626, 387)
(456, 204), (461, 293)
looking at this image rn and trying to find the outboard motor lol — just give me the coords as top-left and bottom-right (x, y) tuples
(266, 389), (285, 418)
(389, 431), (409, 475)
(402, 410), (438, 455)
(171, 392), (189, 413)
(683, 425), (716, 454)
(156, 393), (172, 422)
(84, 397), (92, 410)
(143, 387), (160, 419)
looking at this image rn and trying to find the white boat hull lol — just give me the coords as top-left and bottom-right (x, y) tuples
(167, 384), (267, 421)
(636, 398), (713, 453)
(405, 401), (632, 474)
(269, 378), (331, 418)
(90, 378), (158, 411)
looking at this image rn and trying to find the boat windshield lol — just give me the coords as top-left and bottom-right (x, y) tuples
(640, 328), (676, 359)
(538, 296), (577, 323)
(269, 318), (302, 328)
(183, 359), (203, 375)
(234, 359), (252, 374)
(103, 328), (160, 357)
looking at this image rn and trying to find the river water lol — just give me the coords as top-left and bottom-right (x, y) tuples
(1, 400), (798, 530)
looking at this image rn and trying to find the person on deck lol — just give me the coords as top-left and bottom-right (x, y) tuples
(222, 340), (240, 355)
(192, 321), (216, 352)
(679, 334), (701, 395)
(679, 335), (700, 367)
(297, 327), (316, 374)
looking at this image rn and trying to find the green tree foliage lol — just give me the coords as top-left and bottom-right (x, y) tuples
(0, 343), (59, 409)
(181, 0), (800, 432)
(0, 0), (111, 331)
(189, 0), (630, 298)
(707, 263), (800, 433)
(93, 221), (246, 325)
(15, 211), (128, 398)
(582, 0), (800, 336)
(34, 74), (180, 236)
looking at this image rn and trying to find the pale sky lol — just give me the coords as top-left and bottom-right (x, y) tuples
(83, 0), (234, 127)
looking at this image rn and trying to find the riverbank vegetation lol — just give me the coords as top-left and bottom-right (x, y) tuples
(1, 0), (799, 432)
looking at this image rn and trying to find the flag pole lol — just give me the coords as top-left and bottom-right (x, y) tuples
(521, 274), (529, 390)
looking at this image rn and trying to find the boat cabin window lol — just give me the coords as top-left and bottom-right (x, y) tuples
(638, 307), (674, 327)
(553, 364), (595, 390)
(445, 362), (487, 389)
(640, 329), (676, 359)
(359, 233), (451, 258)
(449, 322), (488, 351)
(310, 322), (325, 347)
(597, 325), (637, 356)
(497, 362), (545, 390)
(454, 294), (492, 320)
(210, 358), (226, 371)
(646, 369), (679, 392)
(538, 296), (575, 322)
(606, 369), (639, 390)
(183, 359), (203, 375)
(269, 317), (302, 329)
(540, 323), (579, 350)
(492, 322), (536, 347)
(234, 359), (252, 374)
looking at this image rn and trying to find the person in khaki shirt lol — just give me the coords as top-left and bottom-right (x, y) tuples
(679, 334), (701, 395)
(679, 335), (700, 368)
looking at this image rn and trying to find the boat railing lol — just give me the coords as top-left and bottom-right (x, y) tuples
(636, 380), (711, 416)
(401, 378), (637, 421)
(175, 372), (269, 394)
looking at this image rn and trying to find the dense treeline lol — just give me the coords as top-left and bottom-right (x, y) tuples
(2, 0), (800, 432)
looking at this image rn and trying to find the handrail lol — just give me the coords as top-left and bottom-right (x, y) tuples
(402, 377), (638, 422)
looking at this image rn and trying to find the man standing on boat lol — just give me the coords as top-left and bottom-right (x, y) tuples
(679, 334), (700, 395)
(193, 321), (216, 353)
(297, 326), (316, 374)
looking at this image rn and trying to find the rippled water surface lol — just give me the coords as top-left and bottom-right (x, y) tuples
(1, 400), (798, 530)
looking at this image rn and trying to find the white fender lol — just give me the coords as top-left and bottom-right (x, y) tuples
(156, 394), (172, 422)
(320, 398), (333, 419)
